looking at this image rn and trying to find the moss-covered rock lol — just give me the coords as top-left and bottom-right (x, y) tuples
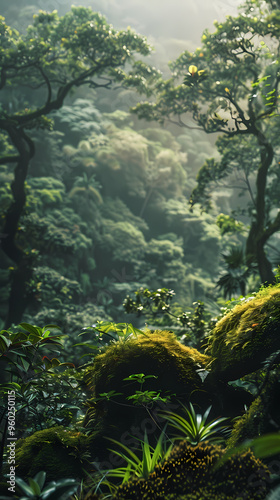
(206, 284), (280, 380)
(83, 330), (212, 444)
(81, 489), (252, 500)
(15, 426), (90, 480)
(227, 372), (280, 448)
(110, 441), (269, 499)
(161, 493), (244, 500)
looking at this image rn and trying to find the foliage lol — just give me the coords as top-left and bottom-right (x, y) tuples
(0, 471), (78, 500)
(132, 0), (280, 284)
(123, 288), (211, 346)
(53, 99), (103, 138)
(0, 323), (67, 383)
(1, 369), (86, 437)
(0, 5), (157, 326)
(82, 330), (211, 447)
(96, 220), (147, 264)
(90, 430), (172, 497)
(0, 166), (13, 213)
(25, 178), (65, 215)
(215, 431), (280, 478)
(216, 214), (247, 237)
(216, 246), (259, 298)
(160, 402), (229, 445)
(14, 427), (90, 481)
(0, 80), (227, 329)
(69, 174), (103, 205)
(205, 283), (280, 380)
(112, 441), (269, 499)
(0, 323), (81, 453)
(226, 367), (280, 449)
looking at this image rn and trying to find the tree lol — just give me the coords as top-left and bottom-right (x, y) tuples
(0, 7), (157, 327)
(133, 0), (280, 286)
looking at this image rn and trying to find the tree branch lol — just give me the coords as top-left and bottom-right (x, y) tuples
(260, 211), (280, 246)
(36, 65), (52, 105)
(0, 155), (20, 165)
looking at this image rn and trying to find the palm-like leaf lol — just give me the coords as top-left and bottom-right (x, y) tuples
(91, 429), (172, 496)
(160, 402), (229, 445)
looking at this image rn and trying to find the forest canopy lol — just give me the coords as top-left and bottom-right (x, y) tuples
(0, 0), (280, 332)
(1, 2), (280, 500)
(133, 0), (280, 288)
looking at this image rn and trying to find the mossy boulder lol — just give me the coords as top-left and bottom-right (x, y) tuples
(14, 426), (90, 480)
(83, 331), (212, 443)
(110, 441), (269, 500)
(81, 330), (253, 464)
(227, 372), (280, 449)
(206, 284), (280, 381)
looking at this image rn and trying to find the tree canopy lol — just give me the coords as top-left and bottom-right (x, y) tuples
(0, 6), (158, 326)
(133, 0), (280, 286)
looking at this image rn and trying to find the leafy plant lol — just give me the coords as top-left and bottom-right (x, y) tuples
(95, 373), (172, 412)
(216, 431), (280, 469)
(1, 371), (85, 436)
(0, 471), (78, 500)
(123, 374), (172, 408)
(89, 429), (173, 497)
(123, 288), (210, 346)
(0, 323), (78, 462)
(216, 247), (258, 299)
(74, 321), (146, 358)
(160, 402), (229, 445)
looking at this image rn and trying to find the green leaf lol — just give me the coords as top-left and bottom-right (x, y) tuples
(28, 477), (41, 496)
(251, 433), (280, 458)
(15, 477), (35, 496)
(21, 358), (30, 372)
(43, 324), (61, 330)
(41, 479), (78, 500)
(0, 334), (11, 349)
(19, 323), (39, 335)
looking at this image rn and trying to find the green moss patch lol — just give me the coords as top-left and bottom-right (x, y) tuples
(206, 284), (280, 380)
(112, 441), (269, 500)
(82, 330), (211, 452)
(15, 426), (89, 480)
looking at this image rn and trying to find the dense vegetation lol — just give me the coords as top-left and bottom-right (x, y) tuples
(0, 0), (280, 499)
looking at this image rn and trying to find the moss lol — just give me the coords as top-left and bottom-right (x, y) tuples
(161, 492), (246, 500)
(206, 284), (280, 380)
(86, 330), (210, 386)
(83, 331), (211, 442)
(82, 490), (242, 500)
(227, 373), (280, 448)
(111, 441), (269, 500)
(15, 426), (90, 480)
(227, 396), (265, 449)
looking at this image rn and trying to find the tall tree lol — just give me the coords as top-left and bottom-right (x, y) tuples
(0, 7), (157, 327)
(133, 0), (280, 286)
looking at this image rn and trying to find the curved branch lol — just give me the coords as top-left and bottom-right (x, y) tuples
(0, 155), (20, 164)
(20, 128), (35, 159)
(37, 65), (52, 105)
(260, 211), (280, 246)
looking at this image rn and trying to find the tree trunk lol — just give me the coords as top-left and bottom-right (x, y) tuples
(245, 129), (275, 285)
(1, 128), (34, 327)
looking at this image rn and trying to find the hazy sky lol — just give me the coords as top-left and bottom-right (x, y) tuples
(11, 0), (244, 66)
(91, 0), (244, 65)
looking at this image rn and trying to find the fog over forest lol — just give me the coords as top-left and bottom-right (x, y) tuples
(1, 1), (280, 497)
(3, 0), (243, 66)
